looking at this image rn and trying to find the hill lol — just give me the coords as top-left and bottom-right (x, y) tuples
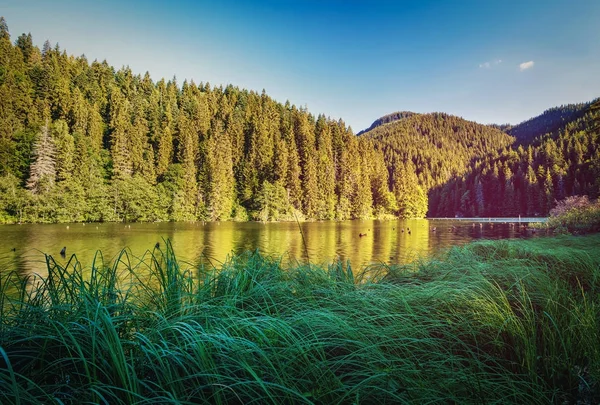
(428, 101), (600, 217)
(503, 101), (592, 144)
(361, 112), (515, 190)
(0, 17), (407, 222)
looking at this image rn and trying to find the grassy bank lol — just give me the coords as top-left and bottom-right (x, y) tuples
(1, 236), (599, 404)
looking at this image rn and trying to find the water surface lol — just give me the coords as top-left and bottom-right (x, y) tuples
(0, 218), (543, 277)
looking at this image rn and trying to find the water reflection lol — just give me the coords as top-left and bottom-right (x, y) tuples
(0, 219), (542, 277)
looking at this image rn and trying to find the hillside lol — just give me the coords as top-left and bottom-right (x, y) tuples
(0, 18), (411, 223)
(362, 113), (515, 190)
(428, 101), (600, 217)
(504, 101), (592, 144)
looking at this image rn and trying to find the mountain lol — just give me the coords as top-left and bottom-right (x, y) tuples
(428, 101), (600, 217)
(503, 101), (593, 144)
(361, 112), (515, 190)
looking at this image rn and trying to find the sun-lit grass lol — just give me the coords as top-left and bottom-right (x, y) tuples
(1, 236), (599, 404)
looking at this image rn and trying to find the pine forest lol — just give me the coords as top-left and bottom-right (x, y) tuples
(0, 18), (598, 224)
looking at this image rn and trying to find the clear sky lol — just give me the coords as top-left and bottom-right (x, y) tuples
(3, 0), (600, 132)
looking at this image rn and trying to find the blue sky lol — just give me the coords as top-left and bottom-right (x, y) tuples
(3, 0), (599, 131)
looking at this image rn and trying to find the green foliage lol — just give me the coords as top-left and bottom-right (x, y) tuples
(540, 195), (600, 234)
(254, 180), (296, 221)
(430, 103), (600, 217)
(393, 163), (428, 218)
(0, 20), (413, 223)
(0, 174), (30, 223)
(0, 17), (597, 223)
(364, 112), (515, 191)
(1, 236), (600, 403)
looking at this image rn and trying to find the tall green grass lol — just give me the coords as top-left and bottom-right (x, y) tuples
(1, 236), (599, 404)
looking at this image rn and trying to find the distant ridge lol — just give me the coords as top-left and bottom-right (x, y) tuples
(494, 101), (594, 144)
(357, 111), (418, 135)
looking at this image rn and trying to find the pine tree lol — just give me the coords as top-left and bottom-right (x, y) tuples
(207, 120), (235, 220)
(475, 178), (484, 216)
(175, 112), (199, 220)
(543, 168), (554, 214)
(0, 16), (9, 41)
(314, 115), (336, 219)
(393, 163), (428, 218)
(52, 119), (74, 183)
(15, 33), (34, 62)
(27, 123), (56, 194)
(108, 87), (132, 179)
(155, 81), (174, 177)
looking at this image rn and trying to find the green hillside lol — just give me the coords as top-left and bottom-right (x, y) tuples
(362, 113), (515, 190)
(428, 101), (600, 217)
(0, 16), (598, 223)
(0, 18), (406, 223)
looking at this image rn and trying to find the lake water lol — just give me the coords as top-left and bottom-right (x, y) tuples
(0, 218), (545, 277)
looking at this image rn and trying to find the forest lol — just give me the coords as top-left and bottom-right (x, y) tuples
(0, 17), (598, 223)
(427, 101), (599, 217)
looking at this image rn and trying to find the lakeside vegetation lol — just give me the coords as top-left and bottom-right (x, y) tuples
(1, 235), (599, 404)
(1, 17), (597, 224)
(0, 17), (428, 224)
(535, 195), (600, 235)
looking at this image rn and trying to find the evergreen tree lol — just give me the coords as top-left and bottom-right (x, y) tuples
(393, 163), (428, 218)
(0, 16), (9, 40)
(27, 123), (56, 194)
(52, 119), (74, 183)
(108, 87), (132, 179)
(207, 120), (235, 220)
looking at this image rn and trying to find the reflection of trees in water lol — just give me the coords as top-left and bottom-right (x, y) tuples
(2, 220), (540, 277)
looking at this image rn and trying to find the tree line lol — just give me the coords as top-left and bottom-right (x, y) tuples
(0, 18), (419, 223)
(0, 17), (597, 223)
(427, 102), (599, 217)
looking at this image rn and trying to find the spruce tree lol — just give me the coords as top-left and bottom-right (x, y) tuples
(27, 123), (56, 194)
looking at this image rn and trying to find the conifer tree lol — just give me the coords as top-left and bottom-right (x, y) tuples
(52, 119), (74, 183)
(393, 163), (428, 218)
(314, 115), (336, 219)
(27, 123), (56, 194)
(0, 16), (9, 40)
(207, 120), (235, 220)
(108, 87), (132, 179)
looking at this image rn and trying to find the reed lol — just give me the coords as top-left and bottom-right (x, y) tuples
(1, 236), (599, 404)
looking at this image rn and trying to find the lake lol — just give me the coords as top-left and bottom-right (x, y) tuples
(0, 218), (546, 277)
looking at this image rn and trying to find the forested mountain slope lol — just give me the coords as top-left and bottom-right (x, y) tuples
(428, 101), (600, 217)
(0, 18), (416, 223)
(362, 113), (515, 190)
(503, 102), (592, 144)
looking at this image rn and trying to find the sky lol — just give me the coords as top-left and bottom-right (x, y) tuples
(3, 0), (600, 132)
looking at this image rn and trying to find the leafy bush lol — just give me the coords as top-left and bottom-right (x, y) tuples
(544, 195), (600, 234)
